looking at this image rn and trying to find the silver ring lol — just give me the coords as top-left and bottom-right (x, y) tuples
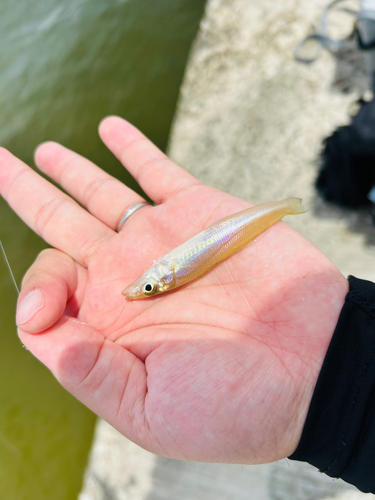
(117, 201), (150, 232)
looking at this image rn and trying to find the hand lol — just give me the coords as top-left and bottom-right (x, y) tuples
(0, 117), (348, 464)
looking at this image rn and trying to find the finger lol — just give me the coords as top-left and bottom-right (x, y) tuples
(0, 148), (114, 265)
(16, 249), (84, 334)
(35, 142), (145, 231)
(99, 116), (201, 204)
(18, 318), (149, 444)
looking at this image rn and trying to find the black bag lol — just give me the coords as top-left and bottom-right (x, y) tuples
(316, 98), (375, 207)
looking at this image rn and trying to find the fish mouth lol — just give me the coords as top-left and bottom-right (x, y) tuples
(123, 274), (161, 300)
(123, 288), (137, 300)
(122, 282), (143, 300)
(124, 292), (140, 301)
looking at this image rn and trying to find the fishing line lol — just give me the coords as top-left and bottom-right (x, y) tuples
(0, 240), (19, 295)
(0, 240), (124, 341)
(0, 240), (29, 350)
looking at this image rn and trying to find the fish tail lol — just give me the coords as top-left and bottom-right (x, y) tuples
(284, 198), (307, 215)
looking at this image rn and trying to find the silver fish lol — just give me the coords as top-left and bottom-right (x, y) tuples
(124, 198), (306, 299)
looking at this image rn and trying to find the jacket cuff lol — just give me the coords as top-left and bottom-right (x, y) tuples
(289, 276), (375, 493)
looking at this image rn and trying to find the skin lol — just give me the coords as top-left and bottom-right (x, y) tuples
(0, 116), (348, 464)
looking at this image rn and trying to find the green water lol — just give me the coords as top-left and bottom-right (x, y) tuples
(0, 1), (206, 498)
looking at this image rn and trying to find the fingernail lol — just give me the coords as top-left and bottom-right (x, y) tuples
(16, 290), (45, 325)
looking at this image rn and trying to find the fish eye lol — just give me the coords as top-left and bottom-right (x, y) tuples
(142, 282), (157, 296)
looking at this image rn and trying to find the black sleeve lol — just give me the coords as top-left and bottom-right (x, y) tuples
(289, 275), (375, 493)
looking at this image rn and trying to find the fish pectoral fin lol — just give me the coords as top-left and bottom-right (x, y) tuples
(157, 258), (174, 270)
(152, 258), (175, 286)
(162, 271), (174, 284)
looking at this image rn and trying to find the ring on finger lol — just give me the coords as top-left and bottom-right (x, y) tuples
(117, 201), (151, 232)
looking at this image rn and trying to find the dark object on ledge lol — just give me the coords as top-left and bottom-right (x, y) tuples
(316, 97), (375, 209)
(295, 0), (375, 221)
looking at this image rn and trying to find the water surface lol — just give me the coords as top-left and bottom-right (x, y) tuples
(0, 1), (206, 498)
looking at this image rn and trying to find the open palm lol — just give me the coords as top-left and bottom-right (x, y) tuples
(0, 117), (348, 464)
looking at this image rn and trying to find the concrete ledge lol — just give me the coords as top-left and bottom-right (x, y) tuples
(169, 0), (375, 282)
(80, 1), (375, 498)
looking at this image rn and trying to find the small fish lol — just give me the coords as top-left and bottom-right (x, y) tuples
(123, 198), (306, 300)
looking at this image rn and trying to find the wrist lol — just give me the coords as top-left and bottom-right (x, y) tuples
(289, 276), (375, 492)
(288, 272), (349, 456)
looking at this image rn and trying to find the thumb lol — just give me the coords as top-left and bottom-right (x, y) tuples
(19, 316), (148, 442)
(16, 249), (80, 333)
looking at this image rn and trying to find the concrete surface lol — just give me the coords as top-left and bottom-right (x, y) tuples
(169, 0), (375, 282)
(79, 0), (375, 498)
(79, 420), (367, 500)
